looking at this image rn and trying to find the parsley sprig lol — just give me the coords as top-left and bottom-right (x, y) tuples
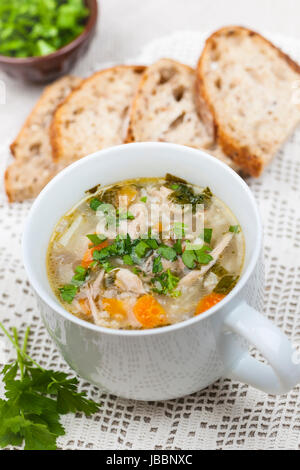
(0, 323), (101, 450)
(59, 265), (89, 303)
(151, 269), (181, 297)
(182, 244), (213, 269)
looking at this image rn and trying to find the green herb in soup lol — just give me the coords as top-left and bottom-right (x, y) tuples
(0, 0), (89, 58)
(47, 176), (245, 329)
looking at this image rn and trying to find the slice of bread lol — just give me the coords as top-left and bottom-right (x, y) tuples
(51, 65), (145, 165)
(126, 59), (214, 148)
(196, 26), (300, 177)
(6, 75), (81, 202)
(125, 58), (237, 169)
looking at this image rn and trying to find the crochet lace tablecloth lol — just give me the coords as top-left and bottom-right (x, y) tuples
(0, 29), (300, 450)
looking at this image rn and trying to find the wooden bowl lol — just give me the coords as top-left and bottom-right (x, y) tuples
(0, 0), (98, 83)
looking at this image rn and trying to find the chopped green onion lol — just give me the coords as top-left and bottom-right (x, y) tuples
(229, 225), (240, 233)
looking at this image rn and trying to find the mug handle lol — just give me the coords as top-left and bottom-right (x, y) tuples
(224, 301), (300, 394)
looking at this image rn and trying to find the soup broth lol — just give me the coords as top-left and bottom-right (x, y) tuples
(47, 175), (244, 329)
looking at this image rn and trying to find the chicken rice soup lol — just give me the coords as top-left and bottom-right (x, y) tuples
(47, 175), (245, 329)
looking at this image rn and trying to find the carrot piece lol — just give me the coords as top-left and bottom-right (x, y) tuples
(79, 298), (91, 317)
(195, 293), (225, 315)
(102, 298), (127, 321)
(81, 240), (109, 268)
(133, 295), (167, 329)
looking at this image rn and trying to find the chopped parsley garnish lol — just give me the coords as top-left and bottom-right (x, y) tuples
(93, 245), (111, 261)
(151, 269), (180, 297)
(123, 254), (134, 266)
(59, 265), (89, 303)
(157, 245), (177, 261)
(146, 238), (159, 250)
(182, 250), (197, 269)
(211, 262), (228, 278)
(204, 228), (213, 244)
(152, 255), (163, 274)
(59, 284), (78, 304)
(100, 261), (115, 273)
(59, 284), (77, 304)
(0, 323), (101, 450)
(195, 244), (213, 265)
(213, 275), (239, 294)
(89, 198), (103, 211)
(165, 173), (188, 185)
(135, 240), (152, 258)
(132, 267), (142, 275)
(71, 265), (89, 286)
(92, 234), (150, 265)
(166, 177), (213, 211)
(111, 234), (134, 256)
(140, 196), (147, 203)
(173, 239), (183, 255)
(182, 244), (213, 269)
(229, 225), (240, 233)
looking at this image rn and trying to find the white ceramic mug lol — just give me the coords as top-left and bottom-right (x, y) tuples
(23, 143), (300, 400)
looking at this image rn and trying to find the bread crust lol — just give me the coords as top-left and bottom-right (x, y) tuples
(196, 26), (300, 177)
(10, 76), (81, 158)
(5, 167), (14, 202)
(51, 65), (145, 161)
(6, 75), (81, 202)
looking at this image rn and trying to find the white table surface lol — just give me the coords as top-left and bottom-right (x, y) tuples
(98, 0), (299, 64)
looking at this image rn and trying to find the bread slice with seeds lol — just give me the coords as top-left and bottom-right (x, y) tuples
(125, 58), (237, 169)
(5, 75), (82, 202)
(51, 65), (145, 165)
(196, 26), (300, 177)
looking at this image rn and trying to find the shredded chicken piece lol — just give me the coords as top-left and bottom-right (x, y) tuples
(143, 253), (155, 275)
(115, 268), (146, 294)
(91, 269), (104, 298)
(203, 271), (219, 290)
(178, 232), (234, 288)
(150, 185), (173, 203)
(122, 296), (142, 328)
(161, 258), (175, 271)
(85, 285), (100, 323)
